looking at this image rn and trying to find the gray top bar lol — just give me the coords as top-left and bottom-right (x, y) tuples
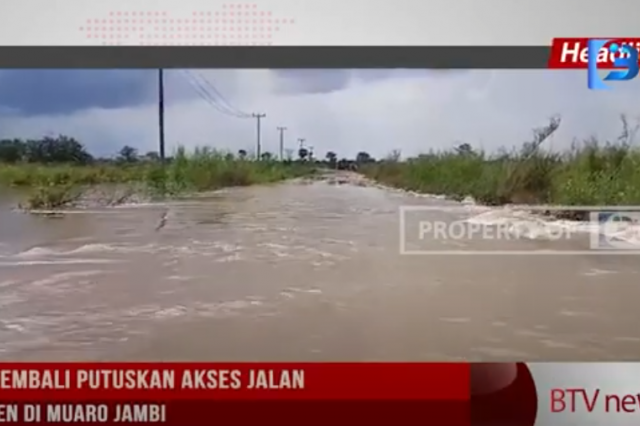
(0, 46), (549, 68)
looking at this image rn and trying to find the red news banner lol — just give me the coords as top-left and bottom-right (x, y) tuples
(548, 37), (640, 69)
(0, 363), (469, 426)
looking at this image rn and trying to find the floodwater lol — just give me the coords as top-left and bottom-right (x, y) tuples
(1, 173), (640, 361)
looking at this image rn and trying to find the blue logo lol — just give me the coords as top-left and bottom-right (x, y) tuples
(587, 39), (639, 90)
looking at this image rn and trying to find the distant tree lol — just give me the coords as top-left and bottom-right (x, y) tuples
(118, 145), (138, 163)
(454, 143), (474, 156)
(261, 152), (273, 161)
(144, 151), (160, 161)
(0, 139), (26, 163)
(24, 139), (43, 163)
(356, 151), (372, 164)
(325, 151), (337, 168)
(238, 149), (247, 159)
(3, 135), (94, 164)
(298, 148), (308, 161)
(55, 135), (93, 164)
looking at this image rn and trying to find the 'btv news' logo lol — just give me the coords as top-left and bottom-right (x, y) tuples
(551, 388), (640, 413)
(548, 38), (640, 90)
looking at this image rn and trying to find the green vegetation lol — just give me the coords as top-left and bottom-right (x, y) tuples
(0, 136), (315, 210)
(361, 116), (640, 216)
(6, 116), (640, 216)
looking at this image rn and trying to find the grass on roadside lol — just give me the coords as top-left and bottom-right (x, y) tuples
(0, 146), (316, 210)
(361, 117), (640, 210)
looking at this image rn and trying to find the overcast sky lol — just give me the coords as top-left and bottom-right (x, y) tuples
(0, 69), (638, 158)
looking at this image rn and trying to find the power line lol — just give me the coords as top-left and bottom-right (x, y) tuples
(180, 71), (235, 116)
(179, 70), (249, 119)
(184, 70), (248, 118)
(181, 71), (245, 118)
(191, 71), (251, 118)
(170, 71), (309, 163)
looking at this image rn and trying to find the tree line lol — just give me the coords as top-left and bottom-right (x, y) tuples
(0, 136), (156, 165)
(0, 135), (377, 168)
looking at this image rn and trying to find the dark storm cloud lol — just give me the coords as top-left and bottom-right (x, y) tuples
(271, 70), (458, 95)
(0, 69), (452, 117)
(273, 70), (352, 94)
(0, 70), (158, 116)
(0, 69), (259, 117)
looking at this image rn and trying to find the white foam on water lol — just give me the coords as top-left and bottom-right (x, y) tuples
(582, 268), (618, 277)
(0, 259), (122, 266)
(118, 299), (263, 322)
(165, 275), (194, 281)
(28, 270), (105, 288)
(12, 247), (54, 257)
(67, 244), (126, 254)
(258, 243), (289, 250)
(281, 287), (324, 297)
(215, 253), (243, 262)
(5, 238), (250, 263)
(183, 300), (264, 318)
(113, 202), (165, 209)
(28, 209), (130, 215)
(0, 292), (25, 308)
(12, 243), (165, 258)
(465, 209), (560, 240)
(152, 306), (189, 319)
(465, 206), (640, 245)
(13, 245), (115, 257)
(0, 280), (18, 289)
(0, 322), (27, 333)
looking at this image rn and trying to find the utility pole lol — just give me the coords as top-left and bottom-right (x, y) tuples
(253, 113), (266, 159)
(158, 69), (165, 162)
(277, 127), (287, 160)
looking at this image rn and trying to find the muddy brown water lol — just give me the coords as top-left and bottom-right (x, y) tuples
(1, 173), (639, 361)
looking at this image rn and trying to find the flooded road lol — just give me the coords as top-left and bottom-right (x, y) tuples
(1, 173), (639, 361)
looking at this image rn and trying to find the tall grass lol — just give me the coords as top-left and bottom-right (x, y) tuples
(158, 147), (310, 194)
(0, 146), (315, 209)
(361, 117), (640, 208)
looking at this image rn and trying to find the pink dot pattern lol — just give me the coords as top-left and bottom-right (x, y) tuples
(79, 4), (295, 45)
